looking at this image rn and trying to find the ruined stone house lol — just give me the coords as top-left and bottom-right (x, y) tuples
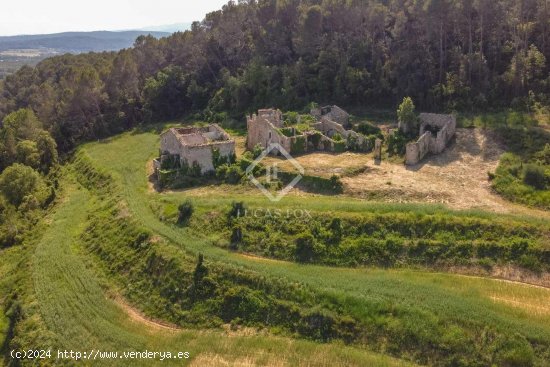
(311, 105), (351, 127)
(405, 113), (456, 165)
(156, 124), (235, 174)
(247, 108), (370, 155)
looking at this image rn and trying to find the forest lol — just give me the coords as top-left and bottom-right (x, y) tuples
(0, 0), (549, 156)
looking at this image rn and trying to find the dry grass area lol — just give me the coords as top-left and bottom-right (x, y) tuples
(254, 128), (533, 213)
(342, 128), (509, 211)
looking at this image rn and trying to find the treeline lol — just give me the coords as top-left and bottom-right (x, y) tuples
(0, 109), (58, 247)
(1, 0), (550, 154)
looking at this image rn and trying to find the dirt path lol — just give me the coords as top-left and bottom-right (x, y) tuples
(113, 296), (181, 332)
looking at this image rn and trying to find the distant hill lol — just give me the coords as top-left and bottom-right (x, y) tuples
(0, 30), (170, 53)
(135, 23), (192, 33)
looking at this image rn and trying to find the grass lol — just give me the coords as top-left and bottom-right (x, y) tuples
(75, 127), (550, 365)
(17, 180), (412, 366)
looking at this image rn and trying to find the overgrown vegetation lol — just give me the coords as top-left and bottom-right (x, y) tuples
(199, 204), (550, 273)
(492, 127), (550, 209)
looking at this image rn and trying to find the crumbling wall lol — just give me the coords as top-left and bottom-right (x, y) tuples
(246, 111), (292, 153)
(405, 132), (431, 165)
(313, 118), (367, 150)
(405, 113), (456, 165)
(160, 130), (183, 156)
(311, 105), (350, 126)
(181, 140), (235, 174)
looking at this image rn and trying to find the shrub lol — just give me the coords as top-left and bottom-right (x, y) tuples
(177, 200), (194, 225)
(215, 164), (229, 180)
(225, 165), (244, 184)
(493, 334), (535, 367)
(252, 144), (264, 159)
(522, 164), (547, 189)
(356, 122), (381, 136)
(160, 155), (180, 170)
(309, 132), (322, 149)
(518, 254), (543, 273)
(291, 136), (306, 154)
(333, 140), (346, 153)
(212, 148), (229, 168)
(230, 226), (243, 250)
(387, 131), (407, 156)
(228, 202), (246, 221)
(295, 233), (316, 263)
(329, 175), (344, 193)
(190, 162), (202, 177)
(283, 111), (299, 125)
(279, 127), (295, 137)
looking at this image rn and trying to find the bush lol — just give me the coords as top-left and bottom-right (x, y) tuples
(225, 165), (244, 184)
(356, 123), (381, 136)
(279, 127), (295, 137)
(283, 111), (300, 125)
(252, 144), (264, 159)
(522, 164), (547, 189)
(291, 136), (306, 154)
(518, 254), (543, 273)
(387, 131), (407, 156)
(493, 334), (535, 367)
(333, 140), (346, 153)
(228, 202), (246, 221)
(177, 200), (194, 225)
(295, 233), (316, 263)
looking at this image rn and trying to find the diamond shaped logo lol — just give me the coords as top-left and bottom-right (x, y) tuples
(246, 143), (304, 202)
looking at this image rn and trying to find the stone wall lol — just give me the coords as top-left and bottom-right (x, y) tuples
(181, 140), (235, 173)
(313, 118), (368, 150)
(311, 105), (350, 126)
(405, 132), (431, 165)
(405, 113), (456, 165)
(246, 110), (292, 153)
(159, 125), (235, 174)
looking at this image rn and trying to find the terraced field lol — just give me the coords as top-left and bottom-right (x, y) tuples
(18, 183), (410, 366)
(4, 126), (550, 366)
(74, 128), (550, 365)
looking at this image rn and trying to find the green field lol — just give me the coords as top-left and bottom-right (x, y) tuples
(1, 181), (412, 366)
(3, 127), (550, 366)
(78, 128), (550, 365)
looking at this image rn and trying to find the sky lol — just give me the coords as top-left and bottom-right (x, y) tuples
(0, 0), (229, 36)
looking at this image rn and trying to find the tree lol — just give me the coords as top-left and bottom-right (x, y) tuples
(295, 232), (316, 263)
(0, 164), (44, 207)
(397, 97), (418, 137)
(177, 200), (194, 225)
(15, 140), (40, 169)
(35, 131), (58, 173)
(1, 108), (42, 141)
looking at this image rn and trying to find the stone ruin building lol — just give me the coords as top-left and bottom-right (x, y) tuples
(310, 105), (351, 128)
(155, 124), (235, 174)
(405, 113), (456, 165)
(246, 108), (371, 155)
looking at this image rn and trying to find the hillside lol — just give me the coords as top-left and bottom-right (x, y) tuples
(0, 0), (550, 366)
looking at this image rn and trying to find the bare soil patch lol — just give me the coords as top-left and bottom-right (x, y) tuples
(113, 295), (181, 332)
